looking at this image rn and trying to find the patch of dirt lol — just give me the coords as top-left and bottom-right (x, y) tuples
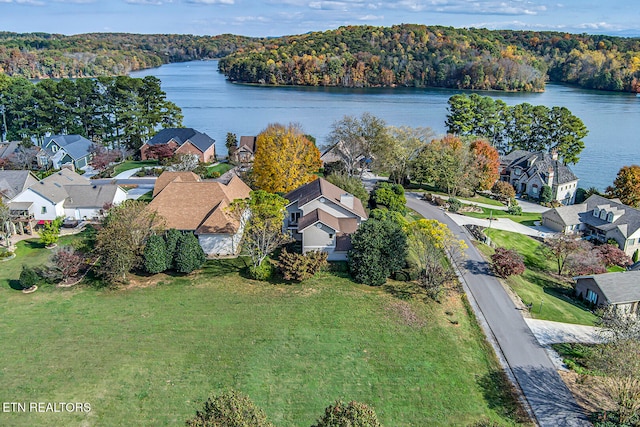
(122, 273), (175, 290)
(559, 370), (614, 416)
(385, 300), (427, 328)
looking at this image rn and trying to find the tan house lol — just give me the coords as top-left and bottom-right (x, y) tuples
(140, 128), (216, 163)
(542, 194), (640, 258)
(232, 136), (257, 165)
(284, 177), (368, 261)
(575, 271), (640, 314)
(147, 172), (251, 256)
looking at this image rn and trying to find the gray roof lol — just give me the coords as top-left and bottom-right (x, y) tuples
(543, 203), (588, 226)
(284, 177), (368, 220)
(575, 271), (640, 304)
(0, 140), (20, 159)
(29, 169), (90, 203)
(64, 184), (120, 208)
(43, 135), (93, 161)
(146, 128), (215, 153)
(0, 170), (38, 200)
(502, 150), (578, 185)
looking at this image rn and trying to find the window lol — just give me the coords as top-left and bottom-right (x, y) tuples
(629, 239), (636, 246)
(607, 212), (614, 223)
(328, 234), (334, 239)
(41, 206), (47, 214)
(586, 289), (598, 305)
(593, 208), (599, 217)
(289, 211), (300, 224)
(532, 185), (538, 194)
(514, 169), (521, 176)
(600, 210), (607, 220)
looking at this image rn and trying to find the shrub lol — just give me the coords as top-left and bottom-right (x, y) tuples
(19, 266), (40, 289)
(277, 249), (328, 281)
(311, 400), (382, 427)
(0, 248), (14, 258)
(369, 182), (406, 214)
(540, 185), (553, 203)
(507, 204), (522, 215)
(39, 221), (60, 246)
(186, 390), (273, 427)
(447, 198), (462, 213)
(144, 234), (168, 274)
(175, 233), (206, 274)
(164, 228), (182, 270)
(248, 261), (274, 281)
(52, 246), (83, 281)
(490, 247), (525, 278)
(634, 249), (640, 264)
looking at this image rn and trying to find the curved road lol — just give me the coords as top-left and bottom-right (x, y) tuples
(406, 194), (590, 427)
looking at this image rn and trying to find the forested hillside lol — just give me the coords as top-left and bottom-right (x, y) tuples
(0, 32), (263, 78)
(1, 25), (640, 92)
(219, 24), (640, 92)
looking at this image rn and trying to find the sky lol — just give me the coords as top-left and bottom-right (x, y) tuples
(0, 0), (638, 38)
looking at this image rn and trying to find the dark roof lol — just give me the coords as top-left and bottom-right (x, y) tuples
(44, 135), (93, 161)
(502, 150), (578, 185)
(297, 208), (358, 253)
(146, 128), (215, 153)
(0, 140), (20, 159)
(238, 136), (257, 153)
(0, 170), (38, 200)
(575, 271), (640, 304)
(284, 177), (368, 220)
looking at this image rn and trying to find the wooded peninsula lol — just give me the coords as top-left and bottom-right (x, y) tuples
(1, 24), (640, 92)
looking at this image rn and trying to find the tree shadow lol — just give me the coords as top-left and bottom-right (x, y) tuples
(201, 257), (250, 276)
(464, 259), (492, 276)
(9, 279), (23, 291)
(476, 370), (531, 424)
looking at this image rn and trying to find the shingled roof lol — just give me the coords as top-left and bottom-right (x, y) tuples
(0, 170), (38, 201)
(503, 150), (578, 185)
(152, 171), (201, 198)
(147, 128), (215, 153)
(44, 135), (93, 161)
(284, 177), (367, 220)
(147, 174), (251, 235)
(575, 271), (640, 304)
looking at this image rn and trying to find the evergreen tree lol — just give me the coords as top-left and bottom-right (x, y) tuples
(175, 233), (206, 274)
(164, 228), (182, 270)
(144, 234), (168, 274)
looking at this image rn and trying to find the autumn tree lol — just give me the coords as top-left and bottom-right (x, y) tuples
(405, 219), (465, 300)
(607, 165), (640, 207)
(227, 190), (291, 278)
(542, 235), (582, 275)
(252, 123), (322, 193)
(566, 243), (607, 276)
(145, 144), (175, 162)
(95, 200), (163, 284)
(469, 139), (500, 191)
(412, 135), (471, 197)
(492, 181), (516, 201)
(89, 143), (121, 171)
(51, 246), (84, 282)
(596, 244), (632, 268)
(491, 247), (525, 278)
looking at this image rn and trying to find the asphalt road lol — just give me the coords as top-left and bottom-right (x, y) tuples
(406, 194), (590, 427)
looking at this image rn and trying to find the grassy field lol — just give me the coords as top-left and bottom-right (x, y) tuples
(0, 239), (528, 426)
(480, 229), (596, 326)
(463, 207), (541, 225)
(112, 160), (159, 176)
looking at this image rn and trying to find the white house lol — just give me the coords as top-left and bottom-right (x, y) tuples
(284, 177), (368, 261)
(9, 168), (126, 223)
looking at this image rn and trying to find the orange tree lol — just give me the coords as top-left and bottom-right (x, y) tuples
(253, 123), (322, 193)
(470, 139), (500, 191)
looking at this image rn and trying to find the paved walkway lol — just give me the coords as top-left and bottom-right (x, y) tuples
(112, 167), (144, 179)
(407, 197), (590, 427)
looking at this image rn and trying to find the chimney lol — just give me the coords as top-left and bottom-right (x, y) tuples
(547, 167), (555, 187)
(551, 149), (558, 161)
(340, 193), (354, 209)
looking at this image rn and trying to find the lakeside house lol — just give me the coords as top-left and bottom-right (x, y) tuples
(140, 128), (216, 163)
(284, 177), (368, 261)
(575, 271), (640, 314)
(9, 168), (127, 224)
(542, 194), (640, 258)
(147, 171), (251, 257)
(42, 134), (94, 170)
(500, 150), (579, 205)
(231, 136), (257, 166)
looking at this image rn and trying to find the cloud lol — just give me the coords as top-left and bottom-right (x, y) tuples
(0, 0), (46, 5)
(125, 0), (164, 4)
(575, 21), (620, 31)
(186, 0), (234, 4)
(387, 0), (547, 15)
(53, 0), (96, 4)
(234, 15), (271, 23)
(358, 14), (382, 20)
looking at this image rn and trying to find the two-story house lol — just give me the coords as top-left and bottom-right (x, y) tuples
(500, 150), (579, 205)
(140, 128), (216, 163)
(284, 178), (368, 261)
(42, 134), (94, 170)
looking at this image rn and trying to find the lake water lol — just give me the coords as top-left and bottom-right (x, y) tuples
(131, 60), (640, 191)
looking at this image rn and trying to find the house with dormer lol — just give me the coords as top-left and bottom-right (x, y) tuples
(542, 194), (640, 257)
(500, 150), (579, 205)
(42, 134), (94, 170)
(284, 178), (368, 261)
(140, 128), (216, 163)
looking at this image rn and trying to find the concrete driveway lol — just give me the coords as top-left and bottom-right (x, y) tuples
(525, 319), (605, 346)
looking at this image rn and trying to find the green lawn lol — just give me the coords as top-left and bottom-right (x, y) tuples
(482, 229), (596, 326)
(136, 191), (154, 202)
(463, 207), (541, 225)
(208, 162), (233, 174)
(0, 239), (528, 426)
(113, 160), (159, 176)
